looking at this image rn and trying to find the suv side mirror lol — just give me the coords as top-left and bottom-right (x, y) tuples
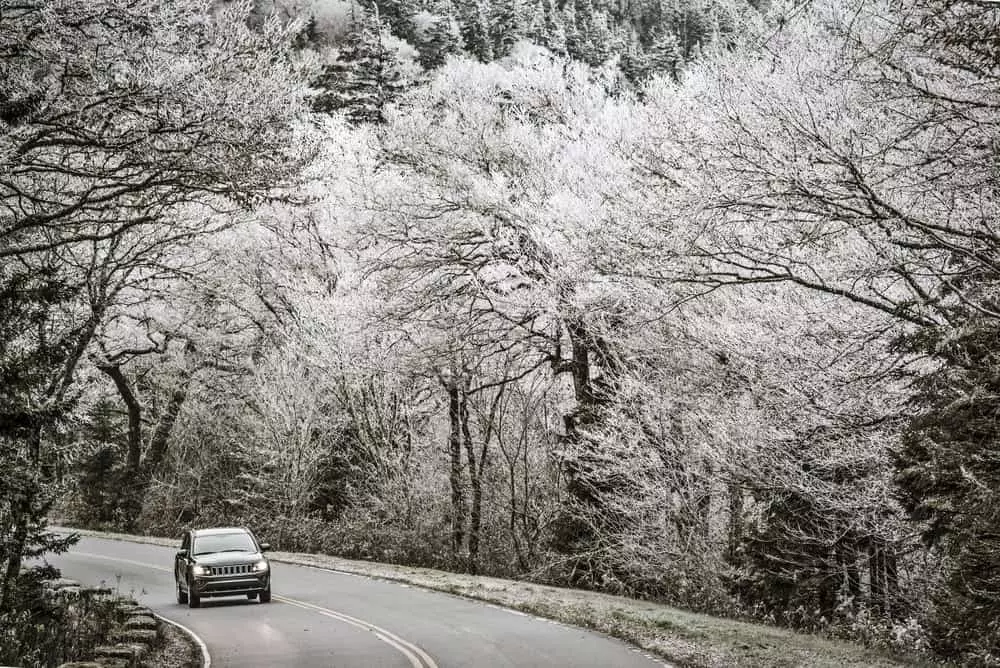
(259, 543), (271, 552)
(176, 549), (188, 559)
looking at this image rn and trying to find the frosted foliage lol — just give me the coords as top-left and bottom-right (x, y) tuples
(244, 351), (346, 515)
(1, 0), (316, 259)
(303, 0), (359, 40)
(410, 10), (442, 37)
(375, 53), (639, 326)
(560, 277), (906, 584)
(633, 0), (999, 327)
(381, 30), (421, 78)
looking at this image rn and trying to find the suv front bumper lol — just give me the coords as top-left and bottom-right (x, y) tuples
(191, 573), (269, 598)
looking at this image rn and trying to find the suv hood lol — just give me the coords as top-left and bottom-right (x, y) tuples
(192, 551), (264, 566)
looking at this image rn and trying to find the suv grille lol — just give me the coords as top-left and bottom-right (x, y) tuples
(210, 564), (250, 576)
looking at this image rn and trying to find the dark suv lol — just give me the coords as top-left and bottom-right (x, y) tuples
(174, 526), (272, 608)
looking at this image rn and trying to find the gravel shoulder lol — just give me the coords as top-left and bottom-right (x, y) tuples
(52, 525), (933, 668)
(146, 616), (202, 668)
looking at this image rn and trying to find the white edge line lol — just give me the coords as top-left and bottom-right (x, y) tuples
(153, 613), (212, 668)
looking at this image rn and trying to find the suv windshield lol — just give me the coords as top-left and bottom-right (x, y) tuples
(192, 532), (257, 555)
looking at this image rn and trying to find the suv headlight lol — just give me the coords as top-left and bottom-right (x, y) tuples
(192, 564), (211, 576)
(252, 559), (269, 572)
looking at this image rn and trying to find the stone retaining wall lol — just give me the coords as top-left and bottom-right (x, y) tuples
(40, 578), (165, 668)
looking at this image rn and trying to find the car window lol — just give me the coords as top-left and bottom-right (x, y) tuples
(191, 532), (257, 555)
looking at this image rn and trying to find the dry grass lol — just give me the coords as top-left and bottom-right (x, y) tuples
(54, 526), (935, 668)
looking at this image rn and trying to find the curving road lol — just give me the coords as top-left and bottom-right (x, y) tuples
(45, 534), (666, 668)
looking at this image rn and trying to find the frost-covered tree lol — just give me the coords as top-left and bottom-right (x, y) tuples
(311, 6), (406, 123)
(417, 8), (462, 70)
(537, 0), (567, 54)
(489, 0), (525, 58)
(455, 0), (494, 61)
(368, 48), (676, 579)
(0, 0), (313, 577)
(623, 0), (1000, 654)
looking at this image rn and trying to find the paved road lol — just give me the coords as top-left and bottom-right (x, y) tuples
(46, 535), (665, 668)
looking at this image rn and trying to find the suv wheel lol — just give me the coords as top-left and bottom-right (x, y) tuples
(188, 584), (201, 609)
(259, 586), (271, 603)
(176, 581), (188, 605)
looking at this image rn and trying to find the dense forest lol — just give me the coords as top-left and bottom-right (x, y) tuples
(2, 0), (998, 664)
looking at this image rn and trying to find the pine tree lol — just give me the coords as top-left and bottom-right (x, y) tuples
(372, 0), (416, 43)
(582, 9), (613, 65)
(656, 0), (712, 59)
(311, 8), (405, 124)
(456, 0), (495, 61)
(618, 31), (649, 85)
(522, 0), (546, 46)
(539, 0), (567, 55)
(562, 1), (581, 57)
(418, 7), (462, 70)
(489, 0), (525, 58)
(645, 25), (682, 79)
(0, 267), (78, 612)
(895, 318), (1000, 659)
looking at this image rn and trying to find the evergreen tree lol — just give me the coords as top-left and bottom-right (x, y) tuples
(656, 0), (712, 59)
(0, 267), (78, 612)
(645, 25), (682, 79)
(521, 0), (547, 46)
(582, 9), (613, 65)
(562, 1), (582, 57)
(887, 0), (1000, 659)
(735, 430), (896, 629)
(489, 0), (525, 58)
(311, 8), (405, 124)
(618, 30), (649, 85)
(72, 399), (129, 526)
(418, 7), (462, 70)
(895, 317), (1000, 659)
(539, 0), (567, 55)
(372, 0), (417, 43)
(455, 0), (494, 61)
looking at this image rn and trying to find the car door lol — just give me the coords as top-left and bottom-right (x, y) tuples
(175, 532), (191, 584)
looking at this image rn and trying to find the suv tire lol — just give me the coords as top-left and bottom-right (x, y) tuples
(260, 586), (271, 603)
(176, 581), (188, 605)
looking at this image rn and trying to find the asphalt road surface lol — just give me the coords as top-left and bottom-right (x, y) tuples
(46, 535), (665, 668)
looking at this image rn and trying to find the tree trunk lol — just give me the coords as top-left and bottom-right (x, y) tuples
(461, 388), (482, 575)
(842, 544), (861, 604)
(869, 541), (884, 615)
(143, 383), (188, 476)
(566, 318), (594, 409)
(884, 546), (899, 618)
(696, 462), (712, 540)
(1, 494), (32, 611)
(98, 364), (142, 471)
(447, 382), (466, 562)
(54, 312), (102, 396)
(726, 481), (743, 563)
(869, 540), (898, 618)
(1, 425), (41, 611)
